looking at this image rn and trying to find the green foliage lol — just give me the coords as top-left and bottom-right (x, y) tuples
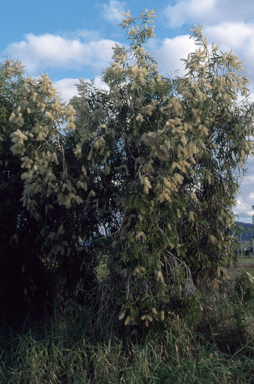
(1, 8), (254, 330)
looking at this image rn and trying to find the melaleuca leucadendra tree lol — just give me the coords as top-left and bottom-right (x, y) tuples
(0, 60), (60, 322)
(6, 62), (98, 314)
(175, 32), (254, 283)
(8, 8), (254, 328)
(70, 9), (254, 327)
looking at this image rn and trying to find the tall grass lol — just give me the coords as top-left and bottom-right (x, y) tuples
(1, 269), (254, 383)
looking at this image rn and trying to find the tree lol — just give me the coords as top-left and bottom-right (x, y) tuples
(0, 60), (53, 323)
(7, 9), (254, 328)
(0, 60), (97, 324)
(70, 10), (254, 326)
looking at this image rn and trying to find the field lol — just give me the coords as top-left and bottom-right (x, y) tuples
(238, 257), (254, 275)
(229, 256), (254, 277)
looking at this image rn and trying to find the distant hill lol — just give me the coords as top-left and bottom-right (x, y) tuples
(235, 222), (254, 242)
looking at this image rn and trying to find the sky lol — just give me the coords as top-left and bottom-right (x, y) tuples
(1, 0), (254, 222)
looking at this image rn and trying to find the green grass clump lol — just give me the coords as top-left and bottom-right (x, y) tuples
(1, 316), (254, 383)
(1, 267), (254, 383)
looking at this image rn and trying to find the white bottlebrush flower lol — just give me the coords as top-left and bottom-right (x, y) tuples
(189, 211), (195, 222)
(124, 316), (131, 325)
(45, 111), (54, 120)
(118, 310), (126, 321)
(156, 271), (164, 283)
(136, 231), (146, 240)
(11, 129), (27, 145)
(141, 105), (154, 116)
(141, 176), (152, 195)
(152, 308), (158, 315)
(209, 234), (216, 244)
(136, 113), (143, 122)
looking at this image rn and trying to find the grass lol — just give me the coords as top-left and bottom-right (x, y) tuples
(228, 256), (254, 277)
(1, 264), (254, 383)
(1, 309), (254, 383)
(238, 256), (254, 276)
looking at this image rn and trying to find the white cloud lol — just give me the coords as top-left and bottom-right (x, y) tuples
(164, 0), (216, 28)
(204, 22), (254, 50)
(100, 0), (125, 23)
(54, 78), (80, 102)
(54, 77), (109, 103)
(2, 33), (117, 74)
(163, 0), (254, 29)
(152, 35), (196, 76)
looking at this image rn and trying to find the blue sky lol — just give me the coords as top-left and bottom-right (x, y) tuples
(1, 0), (254, 222)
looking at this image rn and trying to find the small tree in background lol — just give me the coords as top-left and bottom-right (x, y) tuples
(5, 9), (254, 329)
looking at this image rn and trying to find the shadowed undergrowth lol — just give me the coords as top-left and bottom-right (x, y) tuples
(1, 268), (254, 384)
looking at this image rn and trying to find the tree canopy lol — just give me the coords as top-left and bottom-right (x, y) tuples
(1, 9), (254, 328)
